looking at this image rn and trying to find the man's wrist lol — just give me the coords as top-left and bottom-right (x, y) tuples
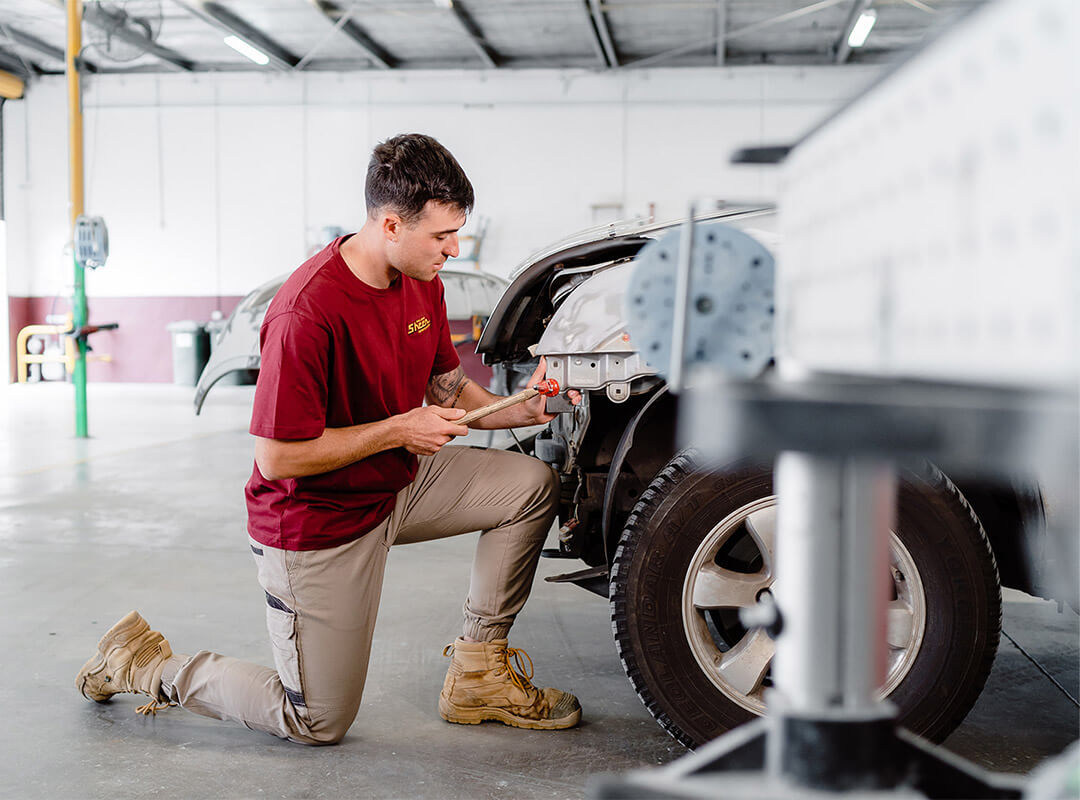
(382, 414), (405, 450)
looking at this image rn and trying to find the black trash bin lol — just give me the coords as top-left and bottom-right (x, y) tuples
(166, 320), (210, 386)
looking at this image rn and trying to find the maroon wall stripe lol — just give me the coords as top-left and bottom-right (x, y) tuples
(9, 297), (494, 387)
(8, 296), (243, 383)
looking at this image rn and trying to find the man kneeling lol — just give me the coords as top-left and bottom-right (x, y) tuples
(76, 133), (581, 743)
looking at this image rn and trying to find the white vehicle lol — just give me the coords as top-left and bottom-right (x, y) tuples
(476, 208), (1053, 749)
(193, 267), (508, 414)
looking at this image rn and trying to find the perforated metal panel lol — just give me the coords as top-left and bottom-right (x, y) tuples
(777, 0), (1079, 388)
(625, 221), (775, 380)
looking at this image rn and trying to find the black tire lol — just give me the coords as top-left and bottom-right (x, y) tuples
(610, 450), (1002, 749)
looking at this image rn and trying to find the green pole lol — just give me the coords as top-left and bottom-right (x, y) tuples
(67, 0), (88, 438)
(73, 254), (88, 437)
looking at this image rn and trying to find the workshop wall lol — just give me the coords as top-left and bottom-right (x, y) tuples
(3, 66), (880, 382)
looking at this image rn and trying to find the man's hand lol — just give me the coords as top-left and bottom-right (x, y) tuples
(395, 405), (469, 456)
(425, 359), (581, 430)
(520, 356), (582, 426)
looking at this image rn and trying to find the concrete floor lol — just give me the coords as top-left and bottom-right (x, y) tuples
(1, 383), (1076, 799)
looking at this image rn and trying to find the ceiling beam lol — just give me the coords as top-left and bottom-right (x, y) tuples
(0, 48), (35, 82)
(309, 0), (397, 69)
(716, 0), (727, 66)
(4, 25), (63, 62)
(586, 0), (619, 68)
(621, 0), (849, 70)
(189, 1), (300, 70)
(834, 0), (874, 63)
(580, 2), (607, 67)
(2, 24), (98, 72)
(442, 1), (500, 69)
(82, 2), (195, 71)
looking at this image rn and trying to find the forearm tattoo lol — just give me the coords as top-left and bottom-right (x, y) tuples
(429, 367), (471, 407)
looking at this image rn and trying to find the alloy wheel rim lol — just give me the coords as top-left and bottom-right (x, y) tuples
(681, 495), (927, 714)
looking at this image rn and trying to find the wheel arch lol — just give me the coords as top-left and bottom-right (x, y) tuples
(596, 390), (1043, 602)
(601, 386), (677, 562)
(954, 478), (1045, 597)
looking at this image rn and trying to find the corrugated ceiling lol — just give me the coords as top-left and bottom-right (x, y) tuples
(0, 0), (989, 79)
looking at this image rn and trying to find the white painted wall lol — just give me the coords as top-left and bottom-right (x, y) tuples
(4, 66), (882, 300)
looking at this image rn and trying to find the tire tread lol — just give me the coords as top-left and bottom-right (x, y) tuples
(610, 449), (701, 749)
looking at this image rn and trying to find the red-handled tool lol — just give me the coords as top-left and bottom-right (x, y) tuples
(458, 379), (561, 426)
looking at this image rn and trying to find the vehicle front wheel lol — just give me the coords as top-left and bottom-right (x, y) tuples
(610, 451), (1002, 749)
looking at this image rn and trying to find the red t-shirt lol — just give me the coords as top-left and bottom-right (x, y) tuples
(245, 235), (461, 551)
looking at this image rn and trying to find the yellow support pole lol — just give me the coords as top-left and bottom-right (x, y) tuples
(67, 0), (89, 438)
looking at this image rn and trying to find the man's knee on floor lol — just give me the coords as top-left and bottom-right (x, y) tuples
(291, 712), (353, 746)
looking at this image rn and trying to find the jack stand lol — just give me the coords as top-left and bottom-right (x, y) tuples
(591, 453), (1026, 799)
(591, 715), (1024, 798)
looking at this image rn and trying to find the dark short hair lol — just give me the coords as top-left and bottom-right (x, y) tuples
(365, 133), (474, 223)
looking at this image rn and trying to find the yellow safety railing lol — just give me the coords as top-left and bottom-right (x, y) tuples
(15, 315), (112, 383)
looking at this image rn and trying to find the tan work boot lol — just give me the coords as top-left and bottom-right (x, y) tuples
(75, 610), (175, 716)
(439, 638), (581, 730)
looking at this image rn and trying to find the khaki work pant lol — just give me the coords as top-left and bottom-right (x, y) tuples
(159, 445), (559, 745)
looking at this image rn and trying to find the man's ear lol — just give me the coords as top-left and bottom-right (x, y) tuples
(381, 213), (401, 242)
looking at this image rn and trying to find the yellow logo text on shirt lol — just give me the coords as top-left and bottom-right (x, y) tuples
(407, 316), (431, 335)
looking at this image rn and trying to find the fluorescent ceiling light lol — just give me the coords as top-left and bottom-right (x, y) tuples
(224, 34), (270, 65)
(847, 9), (877, 48)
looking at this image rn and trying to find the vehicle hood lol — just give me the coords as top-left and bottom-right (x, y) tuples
(477, 206), (774, 364)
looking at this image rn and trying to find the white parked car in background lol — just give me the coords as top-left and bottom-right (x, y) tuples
(193, 266), (508, 414)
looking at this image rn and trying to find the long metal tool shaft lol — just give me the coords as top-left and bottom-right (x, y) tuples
(458, 379), (560, 426)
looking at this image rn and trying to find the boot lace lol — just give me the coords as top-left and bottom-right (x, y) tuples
(135, 699), (177, 716)
(503, 647), (535, 694)
(441, 642), (536, 693)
